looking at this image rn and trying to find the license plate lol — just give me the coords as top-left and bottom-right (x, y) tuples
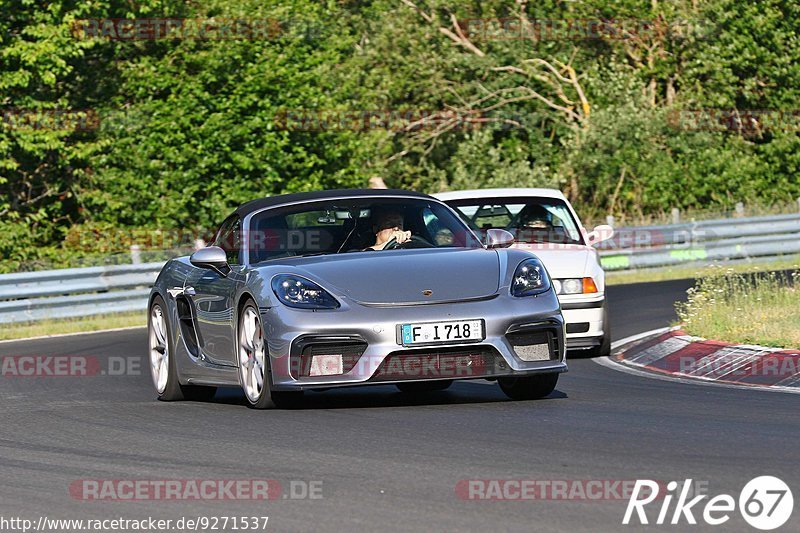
(400, 319), (484, 346)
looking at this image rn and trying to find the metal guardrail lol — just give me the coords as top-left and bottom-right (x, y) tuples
(0, 212), (798, 324)
(0, 262), (163, 324)
(598, 213), (800, 270)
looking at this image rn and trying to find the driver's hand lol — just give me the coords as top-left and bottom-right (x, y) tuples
(387, 230), (411, 246)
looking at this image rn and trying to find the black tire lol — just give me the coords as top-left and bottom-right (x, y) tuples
(585, 307), (611, 358)
(498, 373), (558, 400)
(238, 300), (304, 409)
(249, 387), (304, 410)
(395, 380), (453, 393)
(149, 295), (218, 402)
(148, 295), (184, 401)
(585, 334), (611, 358)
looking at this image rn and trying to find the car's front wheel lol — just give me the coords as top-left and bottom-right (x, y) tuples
(498, 373), (558, 400)
(148, 295), (216, 402)
(238, 300), (302, 409)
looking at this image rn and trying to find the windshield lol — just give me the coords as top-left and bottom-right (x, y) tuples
(247, 197), (482, 264)
(446, 197), (584, 245)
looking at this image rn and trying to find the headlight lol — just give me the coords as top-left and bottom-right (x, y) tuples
(511, 258), (551, 297)
(271, 275), (340, 309)
(553, 278), (599, 295)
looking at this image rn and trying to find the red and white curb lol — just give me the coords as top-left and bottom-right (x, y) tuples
(599, 327), (800, 393)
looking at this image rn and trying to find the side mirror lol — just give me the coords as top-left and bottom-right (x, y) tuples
(485, 228), (515, 249)
(190, 246), (231, 277)
(586, 224), (614, 246)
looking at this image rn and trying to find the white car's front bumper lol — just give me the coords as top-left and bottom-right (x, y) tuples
(558, 294), (606, 350)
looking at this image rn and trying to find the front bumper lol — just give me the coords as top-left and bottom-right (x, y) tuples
(262, 294), (567, 390)
(559, 294), (606, 349)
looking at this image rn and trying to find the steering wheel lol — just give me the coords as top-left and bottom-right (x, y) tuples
(383, 235), (434, 250)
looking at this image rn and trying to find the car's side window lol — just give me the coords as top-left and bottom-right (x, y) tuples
(213, 216), (242, 265)
(421, 207), (451, 246)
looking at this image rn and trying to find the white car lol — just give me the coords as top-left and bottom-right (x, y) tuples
(435, 188), (614, 356)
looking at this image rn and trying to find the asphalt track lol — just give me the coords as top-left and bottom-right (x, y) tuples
(1, 278), (798, 532)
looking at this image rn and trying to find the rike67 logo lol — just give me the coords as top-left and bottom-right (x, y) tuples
(624, 476), (793, 530)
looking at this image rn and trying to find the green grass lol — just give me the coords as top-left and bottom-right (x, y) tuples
(606, 255), (800, 285)
(675, 268), (800, 349)
(0, 311), (146, 342)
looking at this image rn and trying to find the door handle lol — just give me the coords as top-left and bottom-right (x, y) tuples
(167, 287), (183, 298)
(167, 286), (196, 297)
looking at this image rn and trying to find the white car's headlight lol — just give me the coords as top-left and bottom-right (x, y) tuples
(271, 275), (340, 309)
(553, 278), (598, 295)
(511, 258), (551, 297)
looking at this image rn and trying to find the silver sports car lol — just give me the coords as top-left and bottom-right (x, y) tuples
(148, 189), (566, 408)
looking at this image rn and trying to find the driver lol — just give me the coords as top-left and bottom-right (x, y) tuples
(366, 210), (411, 250)
(517, 204), (552, 229)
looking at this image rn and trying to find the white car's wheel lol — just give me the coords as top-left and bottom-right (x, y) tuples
(586, 306), (611, 357)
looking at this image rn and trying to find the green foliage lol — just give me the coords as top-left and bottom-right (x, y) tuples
(1, 0), (799, 271)
(558, 101), (772, 221)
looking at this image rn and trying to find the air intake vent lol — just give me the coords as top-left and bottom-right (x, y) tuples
(566, 322), (590, 334)
(297, 341), (368, 378)
(507, 330), (558, 361)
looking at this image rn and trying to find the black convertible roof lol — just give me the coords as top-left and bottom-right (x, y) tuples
(234, 188), (434, 217)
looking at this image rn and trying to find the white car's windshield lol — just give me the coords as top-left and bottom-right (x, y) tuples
(247, 197), (482, 264)
(446, 197), (584, 245)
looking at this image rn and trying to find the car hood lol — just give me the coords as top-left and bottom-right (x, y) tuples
(511, 243), (593, 278)
(278, 248), (500, 305)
